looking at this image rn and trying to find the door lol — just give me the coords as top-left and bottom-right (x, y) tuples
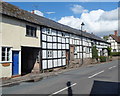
(12, 51), (19, 75)
(66, 50), (69, 66)
(70, 45), (75, 60)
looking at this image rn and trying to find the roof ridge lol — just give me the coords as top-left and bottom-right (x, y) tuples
(1, 2), (108, 43)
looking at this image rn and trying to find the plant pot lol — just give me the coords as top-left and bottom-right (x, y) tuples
(2, 63), (10, 67)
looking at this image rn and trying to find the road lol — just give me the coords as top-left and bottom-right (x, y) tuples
(2, 60), (119, 95)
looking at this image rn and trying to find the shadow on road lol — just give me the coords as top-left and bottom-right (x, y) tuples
(66, 81), (73, 96)
(90, 80), (120, 96)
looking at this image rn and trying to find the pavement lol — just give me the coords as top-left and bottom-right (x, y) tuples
(1, 60), (120, 95)
(1, 64), (83, 87)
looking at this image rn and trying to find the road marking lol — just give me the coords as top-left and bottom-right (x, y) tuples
(108, 66), (116, 70)
(88, 70), (104, 79)
(49, 83), (77, 96)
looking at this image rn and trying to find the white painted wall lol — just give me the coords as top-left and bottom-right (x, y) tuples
(107, 36), (119, 52)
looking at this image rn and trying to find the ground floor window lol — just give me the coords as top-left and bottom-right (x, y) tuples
(2, 47), (11, 61)
(113, 49), (116, 52)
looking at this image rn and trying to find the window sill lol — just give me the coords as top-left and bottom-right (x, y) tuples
(0, 61), (12, 64)
(25, 35), (38, 38)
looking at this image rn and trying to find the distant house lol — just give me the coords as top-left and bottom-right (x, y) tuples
(0, 2), (110, 78)
(107, 30), (120, 52)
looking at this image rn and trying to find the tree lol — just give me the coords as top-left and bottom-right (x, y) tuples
(103, 36), (109, 41)
(107, 46), (112, 56)
(92, 46), (98, 61)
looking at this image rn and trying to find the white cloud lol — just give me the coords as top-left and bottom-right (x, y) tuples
(58, 8), (118, 36)
(46, 12), (56, 14)
(71, 5), (88, 14)
(31, 10), (44, 16)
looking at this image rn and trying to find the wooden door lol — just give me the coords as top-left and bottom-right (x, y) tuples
(66, 50), (69, 65)
(70, 45), (75, 60)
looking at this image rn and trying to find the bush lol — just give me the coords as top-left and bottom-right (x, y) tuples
(111, 52), (120, 56)
(99, 56), (107, 62)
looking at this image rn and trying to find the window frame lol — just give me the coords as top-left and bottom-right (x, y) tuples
(47, 50), (52, 58)
(1, 47), (11, 62)
(26, 25), (37, 37)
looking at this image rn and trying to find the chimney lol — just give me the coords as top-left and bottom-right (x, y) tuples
(31, 10), (34, 14)
(114, 30), (118, 36)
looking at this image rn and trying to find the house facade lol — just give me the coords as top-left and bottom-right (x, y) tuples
(0, 2), (41, 78)
(107, 30), (120, 52)
(41, 27), (109, 70)
(0, 2), (110, 78)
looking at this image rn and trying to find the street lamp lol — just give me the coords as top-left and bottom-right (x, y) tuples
(81, 22), (85, 65)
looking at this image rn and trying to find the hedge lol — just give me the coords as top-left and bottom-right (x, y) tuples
(111, 52), (120, 56)
(99, 56), (107, 62)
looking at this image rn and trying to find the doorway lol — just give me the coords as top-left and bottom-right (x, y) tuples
(12, 51), (19, 76)
(21, 47), (40, 75)
(70, 45), (75, 61)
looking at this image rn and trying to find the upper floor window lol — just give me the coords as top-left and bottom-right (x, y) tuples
(2, 47), (11, 61)
(62, 33), (65, 37)
(47, 50), (52, 58)
(26, 25), (37, 37)
(62, 51), (65, 57)
(46, 28), (51, 35)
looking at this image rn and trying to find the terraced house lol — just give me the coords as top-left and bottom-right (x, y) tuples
(0, 2), (110, 78)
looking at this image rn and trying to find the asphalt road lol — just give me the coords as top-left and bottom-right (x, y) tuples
(2, 60), (119, 96)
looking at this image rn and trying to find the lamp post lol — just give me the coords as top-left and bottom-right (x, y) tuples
(81, 22), (85, 65)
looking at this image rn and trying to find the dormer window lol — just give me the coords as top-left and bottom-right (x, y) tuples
(26, 25), (37, 37)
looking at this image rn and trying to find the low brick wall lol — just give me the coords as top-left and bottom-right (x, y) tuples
(69, 58), (93, 68)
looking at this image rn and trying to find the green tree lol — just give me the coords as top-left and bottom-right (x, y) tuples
(92, 46), (98, 61)
(103, 36), (109, 41)
(107, 46), (112, 56)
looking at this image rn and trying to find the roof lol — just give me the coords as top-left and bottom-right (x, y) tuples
(110, 35), (120, 43)
(1, 2), (109, 43)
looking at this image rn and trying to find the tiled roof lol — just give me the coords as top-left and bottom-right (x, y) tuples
(111, 35), (120, 43)
(1, 2), (109, 43)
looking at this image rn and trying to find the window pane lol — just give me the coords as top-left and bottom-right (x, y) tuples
(2, 48), (6, 61)
(2, 56), (5, 61)
(7, 48), (10, 53)
(2, 52), (5, 57)
(2, 47), (5, 52)
(26, 25), (37, 37)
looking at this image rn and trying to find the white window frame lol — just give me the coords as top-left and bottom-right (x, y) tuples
(47, 50), (52, 58)
(62, 51), (65, 57)
(1, 47), (12, 62)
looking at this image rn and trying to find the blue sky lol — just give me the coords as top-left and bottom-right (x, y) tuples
(9, 2), (118, 21)
(8, 2), (118, 36)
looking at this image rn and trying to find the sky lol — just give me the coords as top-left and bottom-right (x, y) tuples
(7, 2), (119, 37)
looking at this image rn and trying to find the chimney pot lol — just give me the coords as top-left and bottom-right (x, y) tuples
(31, 10), (34, 14)
(114, 30), (118, 36)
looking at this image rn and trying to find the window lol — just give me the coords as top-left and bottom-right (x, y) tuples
(86, 47), (89, 53)
(46, 28), (51, 35)
(2, 47), (11, 61)
(47, 50), (52, 58)
(62, 51), (65, 57)
(62, 33), (65, 37)
(113, 49), (116, 52)
(74, 47), (77, 54)
(26, 25), (37, 37)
